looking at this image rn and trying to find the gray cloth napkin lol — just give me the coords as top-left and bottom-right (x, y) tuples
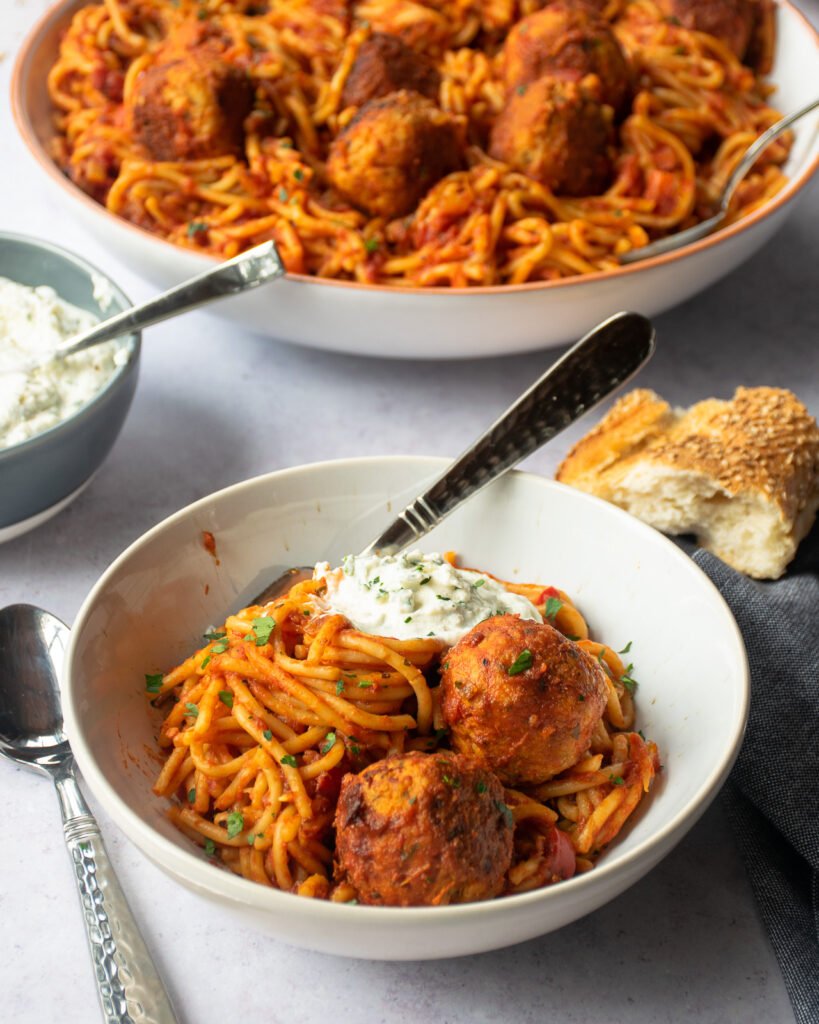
(691, 525), (819, 1024)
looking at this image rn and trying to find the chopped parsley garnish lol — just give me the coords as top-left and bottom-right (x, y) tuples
(186, 221), (208, 236)
(441, 774), (460, 788)
(495, 800), (514, 828)
(474, 780), (487, 794)
(473, 578), (486, 588)
(211, 637), (229, 654)
(281, 754), (298, 768)
(349, 742), (361, 756)
(609, 775), (625, 786)
(638, 728), (646, 740)
(419, 576), (431, 585)
(200, 655), (211, 669)
(184, 702), (199, 718)
(145, 673), (163, 693)
(188, 787), (196, 803)
(218, 690), (234, 709)
(578, 694), (586, 702)
(226, 811), (244, 838)
(364, 238), (379, 253)
(507, 649), (533, 675)
(618, 641), (633, 655)
(358, 680), (373, 689)
(278, 187), (288, 202)
(404, 616), (413, 623)
(565, 634), (581, 642)
(262, 729), (273, 741)
(597, 648), (608, 664)
(320, 732), (337, 755)
(204, 838), (216, 857)
(436, 595), (451, 601)
(247, 834), (256, 845)
(204, 630), (226, 641)
(293, 168), (304, 181)
(251, 617), (276, 645)
(516, 84), (527, 95)
(621, 674), (638, 694)
(544, 596), (564, 621)
(335, 679), (345, 696)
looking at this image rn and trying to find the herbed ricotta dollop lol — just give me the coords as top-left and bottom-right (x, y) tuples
(0, 277), (128, 449)
(314, 551), (542, 646)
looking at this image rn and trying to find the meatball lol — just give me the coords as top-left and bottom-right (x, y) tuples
(440, 615), (608, 785)
(128, 50), (253, 161)
(327, 90), (463, 218)
(334, 751), (513, 906)
(656, 0), (755, 58)
(341, 32), (441, 109)
(489, 76), (614, 195)
(503, 4), (631, 114)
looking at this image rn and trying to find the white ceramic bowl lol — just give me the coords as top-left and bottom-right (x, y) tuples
(65, 456), (749, 960)
(12, 1), (819, 359)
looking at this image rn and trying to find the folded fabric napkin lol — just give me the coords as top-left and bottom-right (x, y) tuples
(692, 523), (819, 1024)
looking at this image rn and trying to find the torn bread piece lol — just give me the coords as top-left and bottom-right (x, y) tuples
(556, 387), (819, 579)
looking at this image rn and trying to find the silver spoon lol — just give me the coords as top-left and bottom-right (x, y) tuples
(246, 309), (655, 607)
(4, 239), (284, 375)
(618, 96), (819, 265)
(0, 604), (179, 1024)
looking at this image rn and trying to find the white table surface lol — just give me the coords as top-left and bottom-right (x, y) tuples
(1, 2), (817, 1021)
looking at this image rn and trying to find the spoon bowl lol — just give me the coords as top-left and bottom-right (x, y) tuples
(0, 604), (69, 773)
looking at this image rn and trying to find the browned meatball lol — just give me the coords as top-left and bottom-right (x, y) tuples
(341, 33), (441, 109)
(656, 0), (755, 58)
(334, 751), (513, 906)
(489, 76), (614, 195)
(503, 4), (631, 114)
(440, 615), (608, 785)
(128, 49), (253, 161)
(326, 90), (462, 218)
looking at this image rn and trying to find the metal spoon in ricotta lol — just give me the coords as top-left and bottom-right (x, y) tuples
(246, 310), (656, 621)
(2, 240), (284, 377)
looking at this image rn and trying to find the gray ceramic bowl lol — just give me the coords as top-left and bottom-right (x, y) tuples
(0, 232), (140, 541)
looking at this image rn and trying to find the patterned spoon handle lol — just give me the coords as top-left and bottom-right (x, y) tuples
(362, 311), (655, 557)
(54, 761), (179, 1024)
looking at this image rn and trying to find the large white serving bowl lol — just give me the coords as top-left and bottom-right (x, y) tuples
(13, 1), (819, 359)
(64, 456), (749, 960)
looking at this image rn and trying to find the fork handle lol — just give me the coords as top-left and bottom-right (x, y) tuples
(54, 763), (179, 1024)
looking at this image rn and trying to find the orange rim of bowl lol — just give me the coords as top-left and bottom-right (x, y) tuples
(12, 0), (819, 298)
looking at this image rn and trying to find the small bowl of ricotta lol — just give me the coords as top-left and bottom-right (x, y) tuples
(0, 232), (140, 542)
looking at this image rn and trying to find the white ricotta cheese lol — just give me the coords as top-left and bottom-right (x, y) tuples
(315, 550), (542, 645)
(0, 277), (128, 449)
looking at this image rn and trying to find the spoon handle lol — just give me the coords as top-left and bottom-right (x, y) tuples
(54, 763), (179, 1024)
(361, 311), (655, 557)
(54, 240), (285, 359)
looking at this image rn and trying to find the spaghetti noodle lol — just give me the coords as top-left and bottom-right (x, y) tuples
(47, 0), (788, 286)
(148, 562), (660, 901)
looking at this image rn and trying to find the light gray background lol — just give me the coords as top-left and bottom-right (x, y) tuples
(1, 1), (816, 1020)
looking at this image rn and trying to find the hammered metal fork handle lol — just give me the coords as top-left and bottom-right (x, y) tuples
(54, 764), (179, 1024)
(362, 311), (655, 556)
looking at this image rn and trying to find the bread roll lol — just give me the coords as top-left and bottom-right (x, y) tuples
(556, 387), (819, 578)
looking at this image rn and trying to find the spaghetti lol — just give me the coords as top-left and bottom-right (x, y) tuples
(47, 0), (788, 286)
(148, 563), (660, 901)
